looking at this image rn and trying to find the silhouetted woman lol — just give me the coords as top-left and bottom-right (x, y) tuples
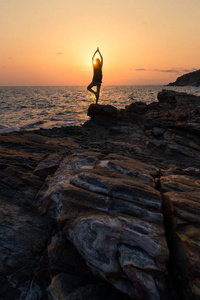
(87, 48), (103, 104)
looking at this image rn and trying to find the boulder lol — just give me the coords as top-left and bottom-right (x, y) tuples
(41, 151), (169, 300)
(125, 102), (148, 115)
(88, 104), (118, 118)
(158, 89), (200, 106)
(34, 153), (64, 178)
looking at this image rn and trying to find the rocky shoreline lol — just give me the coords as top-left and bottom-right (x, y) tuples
(0, 90), (200, 300)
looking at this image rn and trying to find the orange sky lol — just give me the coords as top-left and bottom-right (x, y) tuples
(1, 0), (200, 86)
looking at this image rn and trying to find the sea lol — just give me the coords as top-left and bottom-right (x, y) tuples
(1, 85), (200, 134)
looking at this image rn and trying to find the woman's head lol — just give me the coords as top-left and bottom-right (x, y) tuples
(95, 58), (101, 66)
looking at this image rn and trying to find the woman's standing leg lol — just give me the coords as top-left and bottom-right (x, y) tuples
(96, 84), (101, 104)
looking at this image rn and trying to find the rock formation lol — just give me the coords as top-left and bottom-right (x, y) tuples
(0, 90), (200, 299)
(168, 69), (200, 86)
(41, 152), (169, 300)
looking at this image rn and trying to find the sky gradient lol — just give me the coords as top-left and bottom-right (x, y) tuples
(1, 0), (200, 86)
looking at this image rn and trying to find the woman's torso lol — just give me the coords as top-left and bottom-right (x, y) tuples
(93, 65), (102, 83)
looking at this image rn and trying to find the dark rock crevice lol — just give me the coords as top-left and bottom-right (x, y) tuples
(159, 173), (200, 300)
(161, 194), (188, 300)
(155, 179), (181, 300)
(154, 165), (200, 300)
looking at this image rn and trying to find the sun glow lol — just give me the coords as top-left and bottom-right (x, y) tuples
(1, 0), (200, 86)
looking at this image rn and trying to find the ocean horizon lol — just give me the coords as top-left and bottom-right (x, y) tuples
(1, 85), (200, 134)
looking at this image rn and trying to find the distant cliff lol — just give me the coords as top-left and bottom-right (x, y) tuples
(168, 69), (200, 86)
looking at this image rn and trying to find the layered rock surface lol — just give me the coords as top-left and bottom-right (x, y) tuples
(40, 152), (168, 299)
(0, 90), (200, 300)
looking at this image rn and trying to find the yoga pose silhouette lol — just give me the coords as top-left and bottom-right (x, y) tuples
(87, 48), (103, 104)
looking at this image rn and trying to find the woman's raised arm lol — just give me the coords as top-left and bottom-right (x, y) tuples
(97, 48), (103, 67)
(92, 49), (98, 63)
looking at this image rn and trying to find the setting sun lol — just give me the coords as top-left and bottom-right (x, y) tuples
(0, 0), (200, 86)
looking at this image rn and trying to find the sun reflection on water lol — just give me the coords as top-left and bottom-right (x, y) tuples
(0, 85), (200, 133)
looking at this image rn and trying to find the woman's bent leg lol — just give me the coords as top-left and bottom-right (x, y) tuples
(87, 83), (96, 96)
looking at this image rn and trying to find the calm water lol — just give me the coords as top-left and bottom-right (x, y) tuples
(0, 85), (200, 134)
